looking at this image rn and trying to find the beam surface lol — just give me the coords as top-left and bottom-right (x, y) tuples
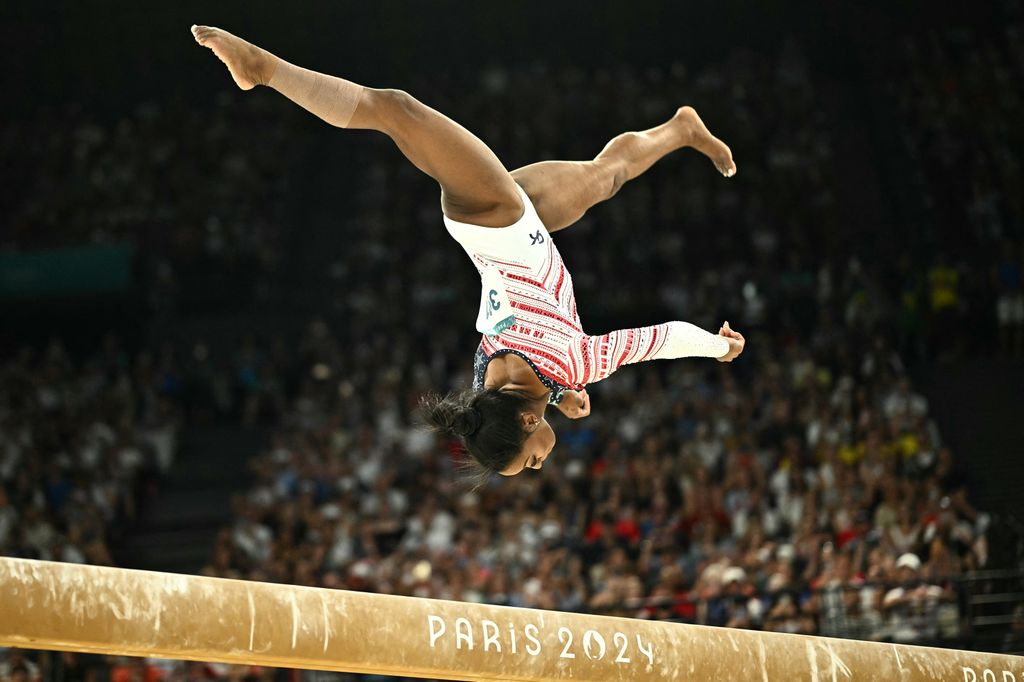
(0, 558), (1021, 681)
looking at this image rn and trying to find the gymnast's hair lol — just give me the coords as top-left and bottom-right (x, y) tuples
(420, 388), (532, 479)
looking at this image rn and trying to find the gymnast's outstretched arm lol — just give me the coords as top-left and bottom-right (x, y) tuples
(581, 320), (744, 385)
(551, 321), (743, 420)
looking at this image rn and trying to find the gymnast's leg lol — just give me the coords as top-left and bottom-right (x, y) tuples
(512, 107), (736, 232)
(191, 25), (522, 227)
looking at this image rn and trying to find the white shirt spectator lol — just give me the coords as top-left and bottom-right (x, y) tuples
(883, 583), (944, 642)
(882, 381), (928, 420)
(695, 423), (723, 470)
(0, 653), (41, 682)
(233, 519), (273, 563)
(327, 521), (355, 568)
(21, 514), (57, 556)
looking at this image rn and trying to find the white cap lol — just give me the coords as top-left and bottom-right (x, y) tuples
(350, 560), (373, 579)
(700, 564), (724, 583)
(896, 553), (921, 571)
(723, 566), (747, 584)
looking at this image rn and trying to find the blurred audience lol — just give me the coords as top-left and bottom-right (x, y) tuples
(0, 335), (180, 562)
(884, 13), (1024, 358)
(0, 95), (305, 314)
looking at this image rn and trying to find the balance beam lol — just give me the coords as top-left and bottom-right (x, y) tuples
(0, 558), (1020, 681)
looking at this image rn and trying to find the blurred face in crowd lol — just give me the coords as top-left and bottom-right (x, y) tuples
(500, 409), (555, 476)
(899, 566), (918, 585)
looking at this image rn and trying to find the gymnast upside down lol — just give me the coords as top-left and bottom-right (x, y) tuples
(192, 25), (745, 478)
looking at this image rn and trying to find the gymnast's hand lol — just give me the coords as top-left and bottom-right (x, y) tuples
(716, 321), (745, 362)
(557, 389), (591, 419)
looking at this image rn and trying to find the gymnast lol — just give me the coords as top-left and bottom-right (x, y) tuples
(192, 25), (745, 477)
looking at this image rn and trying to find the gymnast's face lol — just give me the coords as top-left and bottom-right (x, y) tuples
(500, 411), (555, 476)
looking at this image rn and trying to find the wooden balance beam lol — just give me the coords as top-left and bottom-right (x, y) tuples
(0, 557), (1020, 681)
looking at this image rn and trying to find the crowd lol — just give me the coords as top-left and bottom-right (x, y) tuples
(1, 24), (1019, 682)
(889, 16), (1023, 248)
(882, 8), (1024, 357)
(0, 334), (180, 564)
(0, 95), (305, 314)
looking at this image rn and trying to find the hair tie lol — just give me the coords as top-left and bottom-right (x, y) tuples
(456, 406), (482, 438)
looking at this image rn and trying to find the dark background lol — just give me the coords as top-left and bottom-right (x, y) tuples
(0, 1), (996, 113)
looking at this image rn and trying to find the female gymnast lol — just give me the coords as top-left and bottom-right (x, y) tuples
(192, 25), (745, 478)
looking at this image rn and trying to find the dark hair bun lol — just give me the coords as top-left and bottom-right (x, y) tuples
(419, 389), (532, 479)
(421, 393), (481, 438)
(453, 406), (482, 438)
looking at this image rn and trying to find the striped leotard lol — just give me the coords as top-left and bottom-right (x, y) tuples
(445, 186), (728, 403)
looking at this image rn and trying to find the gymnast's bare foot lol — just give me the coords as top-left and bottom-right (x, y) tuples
(191, 25), (276, 90)
(674, 106), (737, 178)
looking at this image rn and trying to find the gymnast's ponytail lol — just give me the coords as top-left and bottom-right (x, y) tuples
(421, 388), (532, 476)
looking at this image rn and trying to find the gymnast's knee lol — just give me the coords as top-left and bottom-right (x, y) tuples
(362, 88), (425, 133)
(596, 159), (629, 200)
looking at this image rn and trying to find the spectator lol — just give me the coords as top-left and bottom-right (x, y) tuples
(881, 553), (951, 644)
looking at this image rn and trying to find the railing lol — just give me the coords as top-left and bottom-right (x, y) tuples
(962, 568), (1024, 654)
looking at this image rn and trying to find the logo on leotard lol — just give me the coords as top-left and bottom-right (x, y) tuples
(485, 289), (501, 318)
(529, 230), (545, 245)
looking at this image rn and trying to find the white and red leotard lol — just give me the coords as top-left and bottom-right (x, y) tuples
(445, 186), (728, 404)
